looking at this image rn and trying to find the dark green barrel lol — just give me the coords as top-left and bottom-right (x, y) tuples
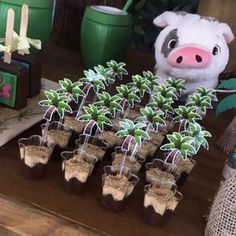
(81, 5), (132, 68)
(0, 0), (53, 53)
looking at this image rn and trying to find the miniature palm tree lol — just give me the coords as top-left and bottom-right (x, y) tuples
(136, 106), (165, 132)
(94, 65), (114, 86)
(160, 132), (196, 164)
(173, 105), (202, 131)
(216, 78), (236, 116)
(196, 87), (217, 104)
(116, 84), (140, 115)
(148, 94), (174, 118)
(93, 91), (122, 118)
(57, 78), (85, 104)
(187, 93), (213, 115)
(76, 69), (106, 118)
(78, 104), (112, 135)
(116, 119), (149, 175)
(142, 71), (160, 92)
(39, 90), (72, 142)
(107, 60), (128, 80)
(128, 75), (151, 98)
(182, 122), (211, 152)
(153, 84), (178, 101)
(166, 77), (186, 97)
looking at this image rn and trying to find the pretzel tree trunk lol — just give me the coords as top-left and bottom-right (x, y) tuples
(4, 9), (15, 64)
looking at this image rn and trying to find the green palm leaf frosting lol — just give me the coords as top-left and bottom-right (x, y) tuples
(39, 90), (72, 120)
(187, 93), (213, 114)
(116, 84), (141, 108)
(129, 75), (151, 97)
(136, 106), (165, 132)
(148, 94), (174, 118)
(78, 104), (112, 134)
(153, 84), (178, 101)
(196, 87), (217, 102)
(93, 91), (122, 117)
(94, 65), (114, 85)
(116, 119), (149, 151)
(143, 71), (160, 92)
(166, 77), (186, 97)
(107, 60), (128, 80)
(80, 69), (106, 93)
(160, 132), (196, 162)
(57, 78), (85, 103)
(183, 122), (211, 151)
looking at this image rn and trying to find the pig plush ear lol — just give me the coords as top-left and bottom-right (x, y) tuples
(218, 23), (235, 43)
(153, 11), (183, 28)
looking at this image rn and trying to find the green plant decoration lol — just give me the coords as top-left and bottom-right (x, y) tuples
(116, 84), (141, 110)
(136, 106), (165, 132)
(107, 60), (128, 80)
(196, 87), (217, 103)
(216, 78), (236, 116)
(182, 122), (211, 152)
(187, 93), (213, 115)
(57, 78), (85, 104)
(94, 65), (114, 86)
(166, 77), (186, 97)
(142, 71), (160, 92)
(160, 132), (196, 164)
(93, 92), (122, 118)
(173, 105), (201, 131)
(128, 75), (151, 97)
(39, 90), (72, 121)
(153, 84), (178, 101)
(80, 69), (106, 93)
(78, 104), (112, 135)
(148, 93), (174, 118)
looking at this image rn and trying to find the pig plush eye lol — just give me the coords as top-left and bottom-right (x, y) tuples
(212, 45), (221, 55)
(168, 39), (177, 49)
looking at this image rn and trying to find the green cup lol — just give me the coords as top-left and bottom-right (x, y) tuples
(81, 5), (132, 69)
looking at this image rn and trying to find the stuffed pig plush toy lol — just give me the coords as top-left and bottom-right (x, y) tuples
(153, 11), (234, 98)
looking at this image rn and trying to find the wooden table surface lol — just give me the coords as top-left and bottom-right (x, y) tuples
(0, 42), (234, 236)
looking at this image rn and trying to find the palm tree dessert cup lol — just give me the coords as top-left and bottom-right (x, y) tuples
(143, 181), (183, 227)
(102, 166), (139, 212)
(61, 149), (97, 193)
(18, 135), (54, 180)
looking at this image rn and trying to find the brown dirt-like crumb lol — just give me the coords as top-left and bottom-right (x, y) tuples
(131, 141), (157, 158)
(83, 143), (105, 161)
(149, 132), (165, 146)
(99, 131), (123, 147)
(112, 154), (141, 174)
(104, 174), (129, 192)
(147, 186), (176, 205)
(111, 116), (123, 132)
(126, 109), (141, 120)
(64, 116), (85, 133)
(47, 129), (71, 148)
(64, 156), (91, 173)
(25, 145), (50, 159)
(175, 158), (195, 174)
(146, 167), (176, 184)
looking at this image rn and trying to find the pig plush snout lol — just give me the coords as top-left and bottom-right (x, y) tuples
(168, 46), (212, 69)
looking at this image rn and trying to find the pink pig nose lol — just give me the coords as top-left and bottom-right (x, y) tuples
(168, 46), (212, 69)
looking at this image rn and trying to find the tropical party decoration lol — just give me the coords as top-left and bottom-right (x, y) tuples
(187, 93), (213, 115)
(94, 65), (114, 86)
(160, 132), (196, 164)
(107, 60), (128, 80)
(142, 70), (160, 92)
(128, 75), (151, 98)
(57, 78), (85, 104)
(136, 106), (165, 132)
(166, 77), (186, 97)
(182, 122), (212, 152)
(196, 87), (217, 103)
(173, 105), (202, 131)
(153, 84), (178, 101)
(93, 92), (122, 118)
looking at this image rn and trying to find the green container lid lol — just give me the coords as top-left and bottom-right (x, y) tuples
(0, 0), (52, 9)
(85, 5), (132, 26)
